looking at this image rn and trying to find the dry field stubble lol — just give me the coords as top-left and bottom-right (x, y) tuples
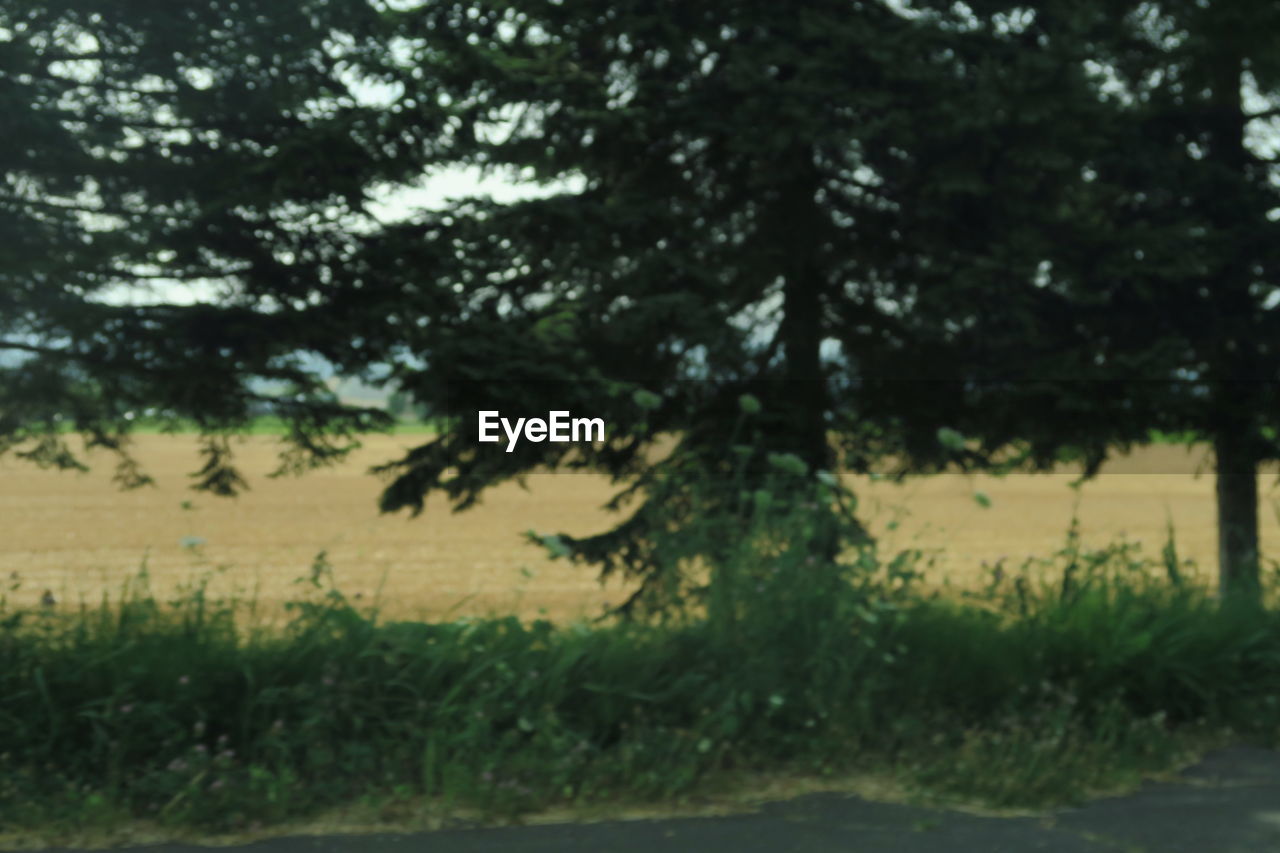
(2, 434), (1277, 623)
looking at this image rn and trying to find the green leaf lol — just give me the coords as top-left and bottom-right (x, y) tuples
(937, 428), (966, 451)
(633, 389), (662, 411)
(766, 452), (808, 476)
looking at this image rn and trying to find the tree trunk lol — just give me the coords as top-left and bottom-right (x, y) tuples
(1205, 44), (1261, 599)
(778, 262), (829, 477)
(776, 148), (831, 477)
(1214, 428), (1260, 597)
(773, 146), (845, 566)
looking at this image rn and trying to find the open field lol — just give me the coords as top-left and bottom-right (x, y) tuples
(3, 434), (1278, 623)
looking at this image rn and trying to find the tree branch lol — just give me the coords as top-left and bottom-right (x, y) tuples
(46, 108), (301, 135)
(16, 67), (181, 97)
(1246, 106), (1280, 123)
(98, 267), (250, 281)
(38, 50), (136, 62)
(0, 194), (169, 220)
(0, 340), (69, 357)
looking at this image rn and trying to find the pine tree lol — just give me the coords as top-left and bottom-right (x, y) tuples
(361, 0), (1106, 610)
(908, 0), (1280, 596)
(0, 0), (435, 490)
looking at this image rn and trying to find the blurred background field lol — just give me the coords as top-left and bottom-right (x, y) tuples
(3, 434), (1277, 623)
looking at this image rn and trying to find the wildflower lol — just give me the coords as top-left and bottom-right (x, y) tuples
(210, 778), (224, 791)
(178, 675), (190, 686)
(194, 744), (207, 754)
(167, 758), (188, 773)
(193, 721), (206, 737)
(119, 704), (134, 715)
(217, 734), (229, 746)
(481, 771), (494, 783)
(271, 719), (285, 734)
(322, 676), (335, 687)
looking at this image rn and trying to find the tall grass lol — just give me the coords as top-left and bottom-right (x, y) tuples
(3, 499), (1280, 841)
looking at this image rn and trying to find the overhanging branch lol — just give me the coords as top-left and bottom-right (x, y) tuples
(1247, 106), (1280, 123)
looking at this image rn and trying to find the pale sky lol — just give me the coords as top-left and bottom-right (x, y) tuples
(99, 120), (583, 307)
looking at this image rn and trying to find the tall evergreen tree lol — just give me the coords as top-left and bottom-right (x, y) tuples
(360, 0), (1112, 610)
(904, 0), (1280, 596)
(1088, 0), (1280, 596)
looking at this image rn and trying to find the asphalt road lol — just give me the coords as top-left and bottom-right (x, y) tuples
(24, 747), (1280, 853)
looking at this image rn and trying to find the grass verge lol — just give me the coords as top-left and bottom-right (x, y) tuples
(3, 522), (1279, 849)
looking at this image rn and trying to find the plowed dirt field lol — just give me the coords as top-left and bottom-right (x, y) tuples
(3, 435), (1275, 623)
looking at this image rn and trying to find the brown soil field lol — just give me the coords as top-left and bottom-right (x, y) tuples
(3, 434), (1278, 624)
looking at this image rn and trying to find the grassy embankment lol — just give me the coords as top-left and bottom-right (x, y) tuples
(3, 496), (1280, 849)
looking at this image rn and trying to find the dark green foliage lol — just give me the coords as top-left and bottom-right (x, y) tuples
(13, 0), (1279, 596)
(6, 1), (1031, 593)
(900, 1), (1280, 593)
(10, 0), (1280, 599)
(359, 1), (1133, 595)
(0, 0), (432, 488)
